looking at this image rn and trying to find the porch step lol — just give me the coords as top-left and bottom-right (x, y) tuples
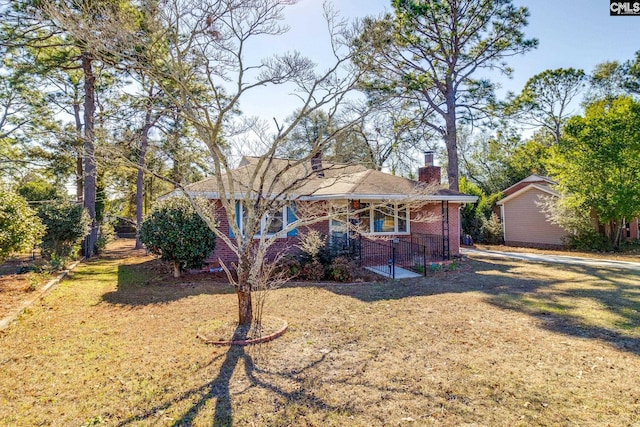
(365, 266), (422, 279)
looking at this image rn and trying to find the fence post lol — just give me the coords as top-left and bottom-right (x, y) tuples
(423, 245), (427, 276)
(392, 246), (396, 279)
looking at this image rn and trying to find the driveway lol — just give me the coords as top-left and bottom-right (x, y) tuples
(461, 247), (640, 272)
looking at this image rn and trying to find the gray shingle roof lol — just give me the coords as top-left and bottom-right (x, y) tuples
(182, 156), (476, 202)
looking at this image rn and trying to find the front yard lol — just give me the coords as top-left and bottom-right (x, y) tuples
(1, 239), (639, 426)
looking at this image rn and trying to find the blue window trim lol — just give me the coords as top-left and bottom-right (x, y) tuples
(229, 201), (298, 238)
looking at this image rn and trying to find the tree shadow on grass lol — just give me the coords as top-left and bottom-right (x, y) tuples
(319, 257), (537, 302)
(323, 256), (640, 356)
(116, 326), (346, 427)
(102, 260), (235, 306)
(483, 260), (640, 355)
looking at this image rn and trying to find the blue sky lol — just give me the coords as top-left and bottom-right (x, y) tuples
(240, 0), (640, 122)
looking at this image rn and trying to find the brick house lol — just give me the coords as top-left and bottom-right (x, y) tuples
(179, 153), (477, 275)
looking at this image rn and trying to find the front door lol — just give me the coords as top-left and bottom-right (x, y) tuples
(329, 217), (348, 253)
(329, 201), (350, 253)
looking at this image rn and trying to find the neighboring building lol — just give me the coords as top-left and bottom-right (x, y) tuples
(496, 175), (568, 248)
(178, 153), (477, 274)
(624, 218), (640, 241)
(497, 175), (640, 248)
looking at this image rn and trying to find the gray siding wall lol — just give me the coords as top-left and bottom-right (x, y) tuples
(503, 188), (567, 246)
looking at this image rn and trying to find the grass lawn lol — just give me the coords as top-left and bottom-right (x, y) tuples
(1, 239), (640, 426)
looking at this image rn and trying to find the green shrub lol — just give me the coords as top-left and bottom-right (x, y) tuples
(0, 189), (44, 262)
(620, 239), (640, 252)
(461, 211), (485, 244)
(139, 197), (216, 278)
(37, 201), (90, 264)
(459, 178), (495, 243)
(481, 213), (504, 244)
(49, 254), (65, 272)
(95, 222), (115, 255)
(563, 230), (613, 252)
(274, 255), (302, 279)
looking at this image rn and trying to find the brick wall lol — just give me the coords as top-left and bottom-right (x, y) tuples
(207, 200), (462, 266)
(206, 201), (330, 266)
(410, 202), (461, 255)
(623, 217), (640, 241)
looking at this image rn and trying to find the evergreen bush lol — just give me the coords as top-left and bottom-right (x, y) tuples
(139, 197), (216, 277)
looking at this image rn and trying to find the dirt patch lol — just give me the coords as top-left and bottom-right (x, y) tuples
(197, 316), (288, 345)
(0, 259), (53, 319)
(0, 274), (37, 318)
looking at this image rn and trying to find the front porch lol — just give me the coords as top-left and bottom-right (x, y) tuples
(327, 199), (454, 279)
(329, 232), (448, 279)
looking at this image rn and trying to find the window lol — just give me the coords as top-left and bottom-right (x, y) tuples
(359, 202), (370, 233)
(373, 205), (395, 232)
(264, 209), (284, 235)
(397, 204), (407, 233)
(359, 202), (409, 235)
(230, 202), (297, 238)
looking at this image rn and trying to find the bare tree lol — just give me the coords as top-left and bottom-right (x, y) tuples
(134, 0), (369, 327)
(351, 97), (438, 175)
(52, 0), (441, 328)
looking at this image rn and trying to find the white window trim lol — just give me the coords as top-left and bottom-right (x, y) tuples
(237, 204), (290, 239)
(362, 202), (410, 236)
(258, 208), (286, 238)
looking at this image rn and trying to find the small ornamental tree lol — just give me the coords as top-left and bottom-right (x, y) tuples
(38, 201), (91, 264)
(547, 96), (640, 248)
(17, 180), (66, 203)
(139, 197), (217, 278)
(0, 189), (45, 262)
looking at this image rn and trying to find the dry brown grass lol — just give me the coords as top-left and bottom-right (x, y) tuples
(0, 252), (53, 319)
(1, 239), (640, 426)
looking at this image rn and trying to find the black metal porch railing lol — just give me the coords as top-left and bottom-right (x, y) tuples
(359, 238), (396, 278)
(329, 233), (447, 279)
(404, 233), (446, 261)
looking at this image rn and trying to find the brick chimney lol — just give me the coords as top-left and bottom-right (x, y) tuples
(310, 151), (325, 177)
(418, 151), (441, 185)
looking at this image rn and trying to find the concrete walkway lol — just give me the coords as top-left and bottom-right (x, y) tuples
(365, 265), (423, 279)
(462, 247), (640, 272)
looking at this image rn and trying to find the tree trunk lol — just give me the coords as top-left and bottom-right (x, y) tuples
(237, 288), (253, 326)
(82, 52), (98, 258)
(73, 102), (83, 204)
(612, 220), (623, 249)
(135, 115), (152, 249)
(173, 261), (181, 278)
(444, 87), (459, 191)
